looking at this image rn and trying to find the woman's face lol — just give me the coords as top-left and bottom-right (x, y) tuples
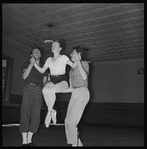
(51, 41), (62, 53)
(70, 50), (81, 62)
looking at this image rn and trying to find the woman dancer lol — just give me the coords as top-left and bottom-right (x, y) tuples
(33, 40), (73, 128)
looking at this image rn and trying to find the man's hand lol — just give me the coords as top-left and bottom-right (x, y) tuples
(73, 60), (81, 68)
(72, 62), (77, 68)
(30, 56), (36, 64)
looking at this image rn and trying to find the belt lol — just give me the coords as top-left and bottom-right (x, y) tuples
(29, 83), (42, 87)
(50, 74), (65, 77)
(73, 86), (86, 89)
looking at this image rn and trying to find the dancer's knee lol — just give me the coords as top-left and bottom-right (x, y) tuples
(42, 87), (48, 94)
(65, 116), (71, 125)
(64, 117), (68, 125)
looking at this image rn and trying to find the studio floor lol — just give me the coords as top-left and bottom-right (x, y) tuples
(2, 123), (144, 147)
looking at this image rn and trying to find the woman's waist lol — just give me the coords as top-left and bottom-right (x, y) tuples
(49, 74), (67, 84)
(50, 69), (66, 76)
(50, 74), (66, 77)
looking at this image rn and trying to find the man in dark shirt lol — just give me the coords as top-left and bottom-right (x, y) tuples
(19, 48), (48, 146)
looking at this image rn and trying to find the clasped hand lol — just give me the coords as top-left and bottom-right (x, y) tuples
(72, 60), (81, 68)
(30, 57), (36, 64)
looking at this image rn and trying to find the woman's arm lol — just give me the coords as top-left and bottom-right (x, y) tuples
(66, 59), (73, 67)
(34, 63), (48, 74)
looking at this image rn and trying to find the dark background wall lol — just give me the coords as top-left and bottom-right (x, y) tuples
(2, 44), (144, 127)
(3, 43), (144, 103)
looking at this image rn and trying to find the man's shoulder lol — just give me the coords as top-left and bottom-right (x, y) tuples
(61, 54), (68, 58)
(82, 61), (89, 65)
(82, 61), (89, 71)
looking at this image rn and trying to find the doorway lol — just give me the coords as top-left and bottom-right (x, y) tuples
(2, 54), (14, 104)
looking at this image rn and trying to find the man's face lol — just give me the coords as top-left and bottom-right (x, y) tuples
(32, 49), (41, 59)
(70, 50), (80, 62)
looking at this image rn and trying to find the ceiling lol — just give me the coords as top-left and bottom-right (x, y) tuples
(2, 3), (144, 63)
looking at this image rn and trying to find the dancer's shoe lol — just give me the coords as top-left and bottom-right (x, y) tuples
(51, 109), (57, 124)
(45, 111), (51, 128)
(78, 138), (83, 146)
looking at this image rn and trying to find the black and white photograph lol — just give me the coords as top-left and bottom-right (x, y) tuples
(2, 3), (144, 147)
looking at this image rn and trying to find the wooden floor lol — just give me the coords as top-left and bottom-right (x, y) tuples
(2, 123), (144, 147)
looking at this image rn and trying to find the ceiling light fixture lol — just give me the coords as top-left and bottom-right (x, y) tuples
(44, 23), (54, 44)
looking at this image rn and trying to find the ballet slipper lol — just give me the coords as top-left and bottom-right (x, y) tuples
(51, 109), (57, 124)
(45, 111), (51, 128)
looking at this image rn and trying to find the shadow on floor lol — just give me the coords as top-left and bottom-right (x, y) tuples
(2, 123), (144, 147)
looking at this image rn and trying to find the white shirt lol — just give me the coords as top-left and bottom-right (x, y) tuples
(44, 55), (69, 75)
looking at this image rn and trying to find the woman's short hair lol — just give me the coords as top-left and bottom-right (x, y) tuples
(54, 39), (64, 49)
